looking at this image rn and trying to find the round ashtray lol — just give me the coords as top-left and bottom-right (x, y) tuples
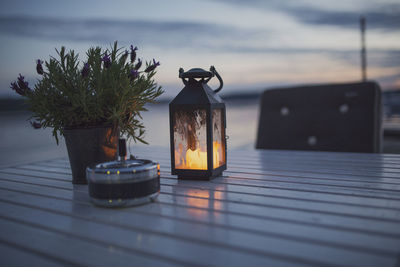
(86, 159), (160, 207)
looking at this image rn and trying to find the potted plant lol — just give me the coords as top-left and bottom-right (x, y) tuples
(10, 41), (163, 184)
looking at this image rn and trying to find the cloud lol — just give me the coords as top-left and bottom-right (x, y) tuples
(367, 49), (400, 68)
(374, 72), (400, 89)
(292, 8), (400, 30)
(211, 0), (400, 30)
(1, 15), (398, 64)
(205, 44), (400, 67)
(0, 16), (253, 47)
(0, 13), (398, 95)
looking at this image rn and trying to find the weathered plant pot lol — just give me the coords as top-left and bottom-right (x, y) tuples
(64, 126), (118, 184)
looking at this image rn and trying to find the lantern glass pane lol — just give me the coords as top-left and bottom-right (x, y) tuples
(212, 109), (225, 169)
(174, 109), (207, 170)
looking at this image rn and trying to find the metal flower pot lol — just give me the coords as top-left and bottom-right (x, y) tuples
(64, 126), (118, 184)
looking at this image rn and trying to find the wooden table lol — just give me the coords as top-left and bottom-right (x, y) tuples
(1, 147), (400, 267)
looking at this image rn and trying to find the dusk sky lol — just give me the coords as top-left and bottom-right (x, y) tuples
(1, 0), (399, 98)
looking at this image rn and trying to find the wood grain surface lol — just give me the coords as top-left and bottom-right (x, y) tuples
(1, 147), (399, 267)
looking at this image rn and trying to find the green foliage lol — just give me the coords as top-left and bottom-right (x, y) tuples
(24, 41), (163, 144)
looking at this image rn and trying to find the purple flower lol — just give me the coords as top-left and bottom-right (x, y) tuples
(36, 59), (44, 75)
(10, 81), (24, 96)
(129, 69), (139, 81)
(81, 62), (90, 78)
(144, 59), (160, 73)
(17, 74), (30, 91)
(134, 58), (142, 70)
(30, 120), (42, 129)
(102, 53), (111, 69)
(130, 45), (138, 63)
(10, 74), (31, 96)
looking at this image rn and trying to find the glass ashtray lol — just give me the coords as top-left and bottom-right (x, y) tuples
(86, 159), (160, 207)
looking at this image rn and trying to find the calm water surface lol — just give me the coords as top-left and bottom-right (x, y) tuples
(138, 100), (259, 149)
(0, 101), (260, 167)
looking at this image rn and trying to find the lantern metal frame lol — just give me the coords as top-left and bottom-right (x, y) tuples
(169, 66), (227, 180)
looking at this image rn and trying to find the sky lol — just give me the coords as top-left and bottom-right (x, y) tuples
(0, 0), (399, 99)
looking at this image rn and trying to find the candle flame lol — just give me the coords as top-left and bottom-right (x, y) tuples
(175, 141), (224, 169)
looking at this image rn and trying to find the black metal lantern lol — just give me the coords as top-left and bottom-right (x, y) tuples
(169, 66), (227, 180)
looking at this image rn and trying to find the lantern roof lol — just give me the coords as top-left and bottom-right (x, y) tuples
(179, 68), (213, 79)
(170, 80), (224, 106)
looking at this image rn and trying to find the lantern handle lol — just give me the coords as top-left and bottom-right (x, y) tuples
(209, 66), (223, 93)
(179, 68), (189, 86)
(179, 66), (223, 92)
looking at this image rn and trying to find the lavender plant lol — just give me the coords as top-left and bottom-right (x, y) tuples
(10, 41), (163, 144)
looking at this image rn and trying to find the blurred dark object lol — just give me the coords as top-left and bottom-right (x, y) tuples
(118, 138), (127, 161)
(256, 82), (382, 153)
(64, 126), (118, 184)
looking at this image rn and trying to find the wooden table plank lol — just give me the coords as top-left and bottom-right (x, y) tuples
(2, 168), (400, 225)
(21, 160), (400, 185)
(8, 167), (400, 205)
(2, 168), (400, 237)
(6, 163), (400, 200)
(40, 153), (400, 179)
(0, 184), (396, 267)
(9, 163), (400, 210)
(1, 177), (400, 256)
(1, 147), (400, 266)
(0, 188), (324, 266)
(0, 217), (179, 267)
(0, 242), (68, 267)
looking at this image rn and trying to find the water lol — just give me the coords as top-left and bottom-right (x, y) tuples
(0, 100), (260, 167)
(2, 98), (398, 168)
(137, 100), (259, 148)
(0, 110), (67, 167)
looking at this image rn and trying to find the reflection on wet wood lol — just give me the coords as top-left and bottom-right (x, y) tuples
(0, 147), (400, 266)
